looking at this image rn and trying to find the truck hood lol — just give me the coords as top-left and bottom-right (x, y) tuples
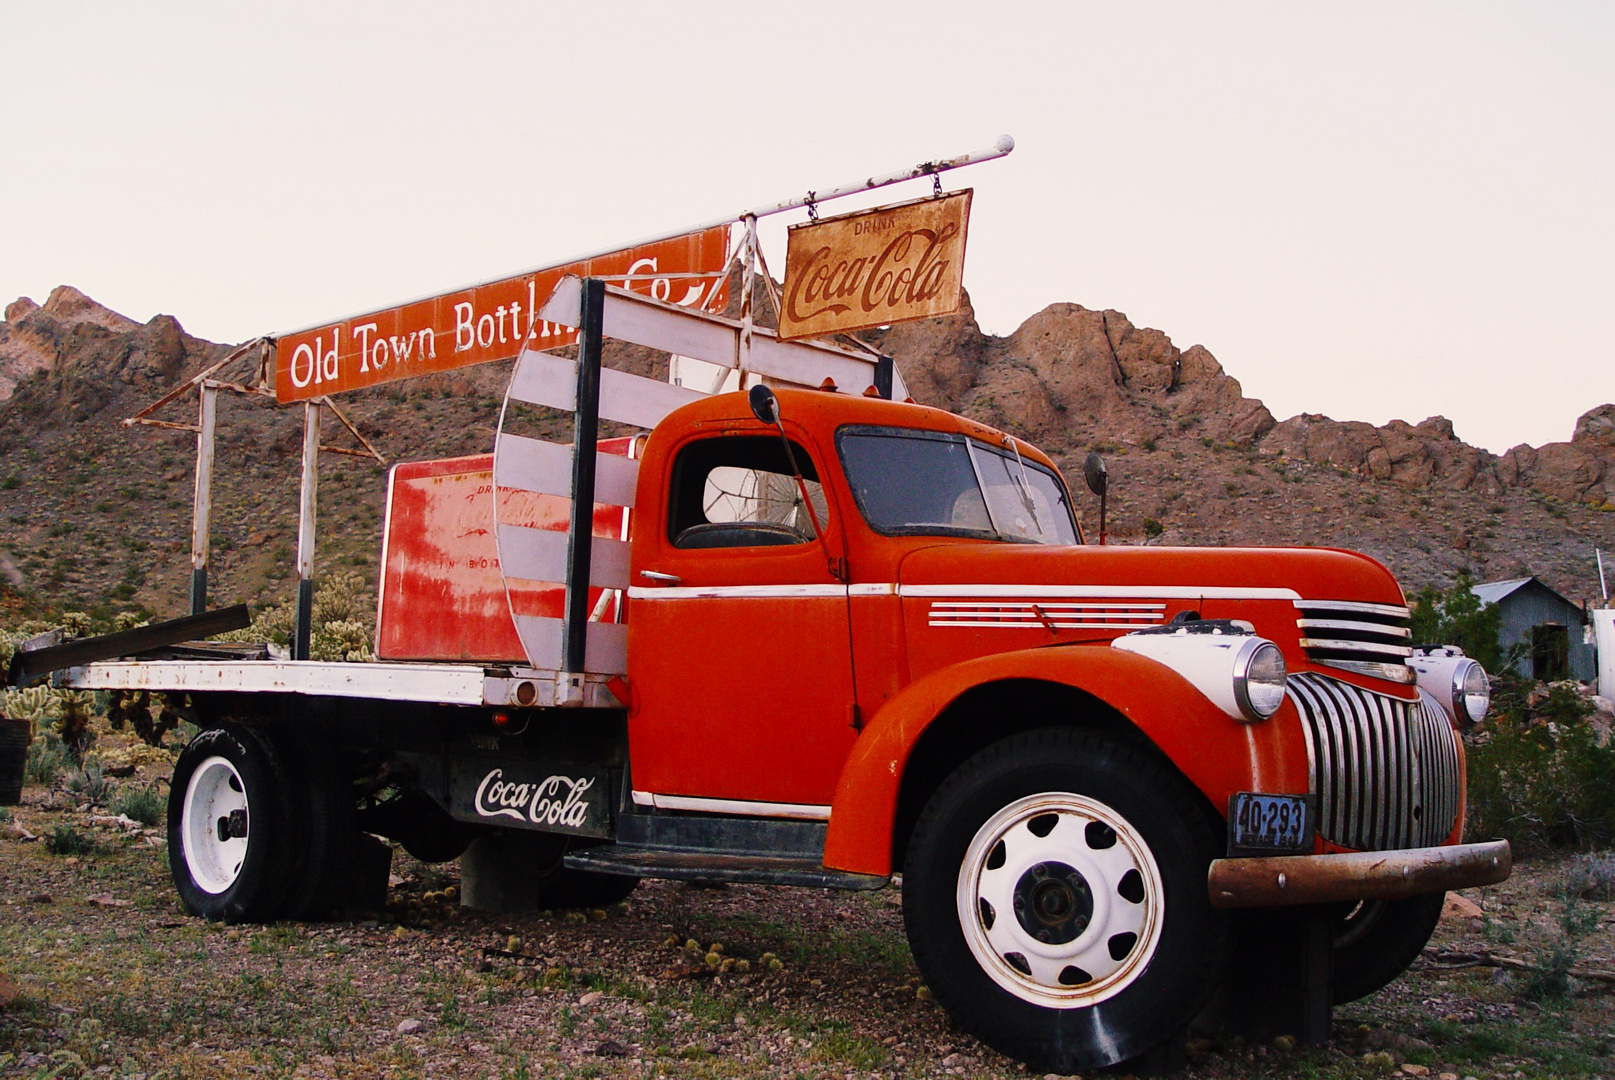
(895, 542), (1407, 608)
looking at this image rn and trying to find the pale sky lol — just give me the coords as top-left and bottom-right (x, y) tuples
(2, 2), (1610, 454)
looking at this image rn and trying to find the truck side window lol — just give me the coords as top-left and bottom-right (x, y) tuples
(667, 435), (829, 549)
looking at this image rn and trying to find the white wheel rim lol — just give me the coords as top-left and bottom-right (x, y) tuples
(180, 755), (251, 895)
(956, 791), (1164, 1008)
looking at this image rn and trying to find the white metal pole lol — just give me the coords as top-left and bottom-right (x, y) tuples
(293, 400), (321, 660)
(1599, 547), (1608, 604)
(189, 383), (217, 615)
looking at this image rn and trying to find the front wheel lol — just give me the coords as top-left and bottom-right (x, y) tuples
(903, 728), (1227, 1074)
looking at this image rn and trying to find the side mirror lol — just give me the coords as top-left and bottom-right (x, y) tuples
(748, 384), (780, 426)
(1083, 453), (1108, 497)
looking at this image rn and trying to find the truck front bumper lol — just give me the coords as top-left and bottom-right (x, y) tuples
(1207, 839), (1511, 908)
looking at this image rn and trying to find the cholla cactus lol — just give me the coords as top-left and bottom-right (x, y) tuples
(312, 570), (373, 626)
(236, 571), (376, 661)
(311, 619), (375, 663)
(1, 685), (57, 738)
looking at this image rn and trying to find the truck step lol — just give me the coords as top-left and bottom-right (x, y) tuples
(564, 845), (888, 890)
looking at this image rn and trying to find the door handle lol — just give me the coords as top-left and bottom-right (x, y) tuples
(638, 569), (681, 584)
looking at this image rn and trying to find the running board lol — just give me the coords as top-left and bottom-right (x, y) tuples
(564, 845), (888, 890)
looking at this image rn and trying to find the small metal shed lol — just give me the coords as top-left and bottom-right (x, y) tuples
(1472, 576), (1595, 681)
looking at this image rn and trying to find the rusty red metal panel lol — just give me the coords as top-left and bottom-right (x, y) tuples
(376, 440), (633, 663)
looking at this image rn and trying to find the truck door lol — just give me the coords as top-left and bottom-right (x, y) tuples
(626, 428), (857, 812)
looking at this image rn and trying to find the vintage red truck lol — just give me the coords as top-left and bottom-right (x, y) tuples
(5, 154), (1511, 1071)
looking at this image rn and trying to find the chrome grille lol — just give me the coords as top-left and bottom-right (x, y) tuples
(1294, 599), (1412, 666)
(1288, 671), (1462, 851)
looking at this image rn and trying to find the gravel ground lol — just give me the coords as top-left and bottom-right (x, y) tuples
(2, 784), (1613, 1080)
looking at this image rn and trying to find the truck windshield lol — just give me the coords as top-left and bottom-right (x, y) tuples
(836, 426), (1080, 545)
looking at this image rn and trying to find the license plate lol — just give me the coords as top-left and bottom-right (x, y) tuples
(1228, 792), (1310, 854)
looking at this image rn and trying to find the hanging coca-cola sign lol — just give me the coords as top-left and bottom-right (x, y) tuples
(778, 189), (971, 341)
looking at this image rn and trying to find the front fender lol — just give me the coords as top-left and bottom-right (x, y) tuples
(823, 645), (1310, 876)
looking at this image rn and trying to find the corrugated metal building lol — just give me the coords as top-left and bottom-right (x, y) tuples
(1472, 576), (1595, 681)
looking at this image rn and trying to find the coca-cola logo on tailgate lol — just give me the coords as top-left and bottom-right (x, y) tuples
(473, 769), (594, 829)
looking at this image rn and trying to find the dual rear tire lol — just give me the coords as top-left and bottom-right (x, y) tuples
(168, 722), (370, 923)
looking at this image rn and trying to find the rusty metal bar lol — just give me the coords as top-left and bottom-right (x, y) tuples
(315, 444), (380, 459)
(293, 400), (321, 661)
(1208, 839), (1511, 908)
(123, 337), (266, 425)
(126, 418), (201, 434)
(322, 396), (386, 464)
(200, 378), (276, 398)
(189, 383), (217, 615)
(272, 138), (1015, 339)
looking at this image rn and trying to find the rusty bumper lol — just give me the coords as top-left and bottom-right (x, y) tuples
(1207, 840), (1511, 909)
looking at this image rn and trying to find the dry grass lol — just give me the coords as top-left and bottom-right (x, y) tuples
(2, 783), (1613, 1080)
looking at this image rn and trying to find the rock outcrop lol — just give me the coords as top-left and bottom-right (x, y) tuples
(3, 284), (1614, 611)
(0, 286), (221, 424)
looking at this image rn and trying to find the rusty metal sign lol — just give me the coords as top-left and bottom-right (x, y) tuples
(273, 226), (731, 402)
(778, 190), (971, 341)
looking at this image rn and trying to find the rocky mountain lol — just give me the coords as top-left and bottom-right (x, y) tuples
(2, 284), (1613, 622)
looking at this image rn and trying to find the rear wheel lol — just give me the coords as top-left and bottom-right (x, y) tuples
(267, 729), (362, 921)
(168, 724), (297, 923)
(1331, 893), (1446, 1004)
(903, 728), (1226, 1074)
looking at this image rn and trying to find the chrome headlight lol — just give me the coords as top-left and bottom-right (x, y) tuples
(1233, 639), (1288, 722)
(1409, 646), (1489, 727)
(1456, 658), (1490, 724)
(1112, 625), (1288, 723)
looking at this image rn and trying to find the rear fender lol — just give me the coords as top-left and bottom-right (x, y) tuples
(822, 645), (1310, 876)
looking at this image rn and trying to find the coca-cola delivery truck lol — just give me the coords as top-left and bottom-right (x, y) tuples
(5, 144), (1510, 1073)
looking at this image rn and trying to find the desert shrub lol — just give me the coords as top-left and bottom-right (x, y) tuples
(66, 758), (111, 805)
(1142, 518), (1165, 539)
(110, 782), (164, 826)
(43, 823), (101, 857)
(24, 733), (70, 787)
(1564, 853), (1615, 901)
(1466, 681), (1615, 851)
(1520, 887), (1601, 1001)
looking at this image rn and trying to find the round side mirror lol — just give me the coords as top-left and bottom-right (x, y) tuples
(748, 384), (780, 425)
(1083, 453), (1109, 497)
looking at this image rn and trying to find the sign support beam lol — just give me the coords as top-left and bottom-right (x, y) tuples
(293, 400), (321, 661)
(559, 279), (607, 700)
(189, 383), (218, 615)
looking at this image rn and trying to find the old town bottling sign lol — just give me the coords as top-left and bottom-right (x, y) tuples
(273, 226), (731, 402)
(778, 190), (971, 341)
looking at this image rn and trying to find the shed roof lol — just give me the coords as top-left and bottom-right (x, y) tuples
(1472, 575), (1585, 620)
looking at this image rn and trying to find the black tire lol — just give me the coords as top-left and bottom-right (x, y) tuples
(167, 724), (298, 923)
(264, 729), (360, 921)
(1331, 892), (1446, 1004)
(903, 728), (1227, 1074)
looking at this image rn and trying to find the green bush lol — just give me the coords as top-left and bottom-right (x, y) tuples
(1466, 680), (1615, 851)
(43, 823), (101, 857)
(110, 783), (164, 826)
(24, 734), (70, 787)
(1408, 570), (1507, 671)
